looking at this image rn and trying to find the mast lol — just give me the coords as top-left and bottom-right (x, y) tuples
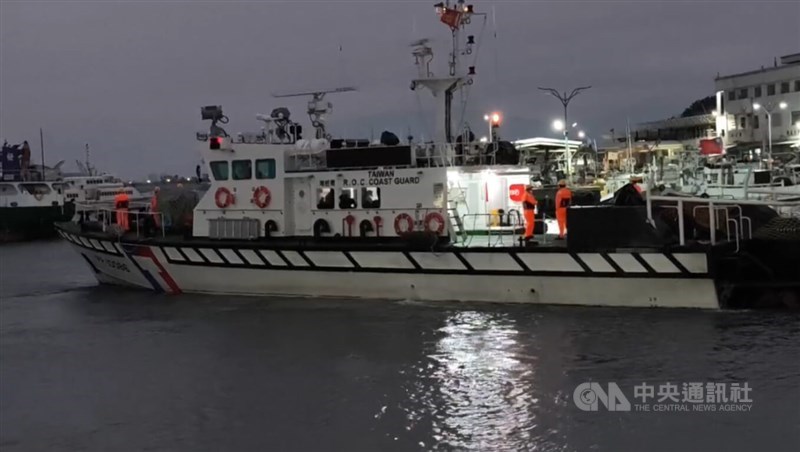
(39, 128), (45, 181)
(411, 1), (483, 144)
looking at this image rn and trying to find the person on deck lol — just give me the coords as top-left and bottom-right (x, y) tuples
(631, 176), (643, 194)
(555, 179), (572, 240)
(521, 185), (538, 244)
(150, 186), (161, 229)
(114, 188), (130, 231)
(21, 141), (31, 181)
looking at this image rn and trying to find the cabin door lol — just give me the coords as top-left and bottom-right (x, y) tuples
(289, 179), (312, 235)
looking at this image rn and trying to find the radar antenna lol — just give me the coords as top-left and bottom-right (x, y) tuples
(200, 105), (230, 137)
(272, 87), (357, 140)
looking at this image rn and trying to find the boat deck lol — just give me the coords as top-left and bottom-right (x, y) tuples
(453, 219), (565, 248)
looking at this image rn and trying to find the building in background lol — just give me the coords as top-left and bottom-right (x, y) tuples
(714, 53), (800, 155)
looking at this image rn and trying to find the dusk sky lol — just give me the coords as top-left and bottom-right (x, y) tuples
(2, 0), (798, 179)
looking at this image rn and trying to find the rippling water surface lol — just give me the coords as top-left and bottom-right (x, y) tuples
(1, 241), (799, 451)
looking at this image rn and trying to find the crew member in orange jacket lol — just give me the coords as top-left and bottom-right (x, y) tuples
(522, 185), (538, 242)
(555, 179), (572, 239)
(114, 188), (130, 231)
(631, 176), (643, 194)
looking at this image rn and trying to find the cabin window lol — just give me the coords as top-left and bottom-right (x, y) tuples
(317, 187), (335, 209)
(255, 159), (276, 179)
(232, 159), (252, 180)
(737, 88), (748, 100)
(727, 91), (735, 101)
(339, 188), (357, 209)
(0, 184), (18, 196)
(780, 82), (790, 94)
(361, 187), (381, 208)
(433, 183), (445, 208)
(51, 183), (66, 194)
(210, 161), (229, 180)
(754, 86), (762, 98)
(20, 183), (51, 195)
(767, 84), (775, 96)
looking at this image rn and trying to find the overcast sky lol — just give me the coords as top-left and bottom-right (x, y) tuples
(2, 0), (798, 179)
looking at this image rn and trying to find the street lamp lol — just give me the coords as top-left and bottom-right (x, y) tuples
(552, 119), (564, 131)
(485, 112), (501, 142)
(578, 130), (586, 139)
(538, 85), (591, 180)
(753, 101), (788, 170)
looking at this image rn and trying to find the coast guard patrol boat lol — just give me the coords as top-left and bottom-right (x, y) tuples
(56, 2), (799, 308)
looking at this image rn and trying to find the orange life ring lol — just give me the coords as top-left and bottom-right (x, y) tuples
(394, 213), (414, 235)
(424, 211), (446, 235)
(215, 187), (235, 208)
(252, 186), (271, 208)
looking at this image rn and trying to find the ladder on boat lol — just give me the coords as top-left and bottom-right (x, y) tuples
(447, 207), (466, 243)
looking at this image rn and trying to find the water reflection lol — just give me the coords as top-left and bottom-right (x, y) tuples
(400, 310), (561, 451)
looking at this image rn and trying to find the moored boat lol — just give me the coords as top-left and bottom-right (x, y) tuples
(55, 2), (800, 308)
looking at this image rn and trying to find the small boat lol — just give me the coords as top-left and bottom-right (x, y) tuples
(55, 2), (800, 308)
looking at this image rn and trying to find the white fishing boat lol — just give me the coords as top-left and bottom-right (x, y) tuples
(56, 2), (800, 309)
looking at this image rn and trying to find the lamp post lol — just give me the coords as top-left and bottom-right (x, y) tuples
(753, 101), (787, 170)
(538, 86), (591, 181)
(484, 112), (501, 143)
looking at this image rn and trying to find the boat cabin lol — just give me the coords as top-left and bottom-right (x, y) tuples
(193, 106), (542, 242)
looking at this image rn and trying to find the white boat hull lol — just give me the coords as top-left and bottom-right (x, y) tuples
(58, 230), (719, 309)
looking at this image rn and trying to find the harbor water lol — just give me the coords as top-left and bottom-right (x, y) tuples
(1, 240), (799, 451)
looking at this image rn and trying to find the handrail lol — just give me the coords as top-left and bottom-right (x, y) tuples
(647, 195), (800, 247)
(78, 205), (166, 238)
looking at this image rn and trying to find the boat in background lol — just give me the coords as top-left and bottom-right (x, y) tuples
(0, 143), (75, 242)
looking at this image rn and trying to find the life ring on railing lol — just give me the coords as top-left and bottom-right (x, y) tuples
(343, 214), (356, 237)
(252, 186), (271, 208)
(215, 187), (235, 208)
(373, 216), (383, 237)
(394, 213), (414, 235)
(424, 211), (446, 235)
(34, 192), (45, 201)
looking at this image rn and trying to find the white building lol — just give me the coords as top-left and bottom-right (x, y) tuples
(715, 53), (800, 152)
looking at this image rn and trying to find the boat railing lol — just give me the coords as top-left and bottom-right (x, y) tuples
(459, 212), (535, 247)
(414, 142), (501, 168)
(76, 204), (165, 239)
(646, 195), (799, 247)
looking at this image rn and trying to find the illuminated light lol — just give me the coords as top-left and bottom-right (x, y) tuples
(578, 131), (586, 139)
(490, 112), (501, 125)
(711, 110), (718, 116)
(753, 103), (761, 111)
(146, 179), (151, 184)
(166, 178), (171, 183)
(571, 122), (578, 128)
(779, 101), (788, 109)
(483, 114), (490, 121)
(479, 136), (488, 143)
(186, 177), (191, 182)
(552, 119), (564, 131)
(210, 136), (222, 149)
